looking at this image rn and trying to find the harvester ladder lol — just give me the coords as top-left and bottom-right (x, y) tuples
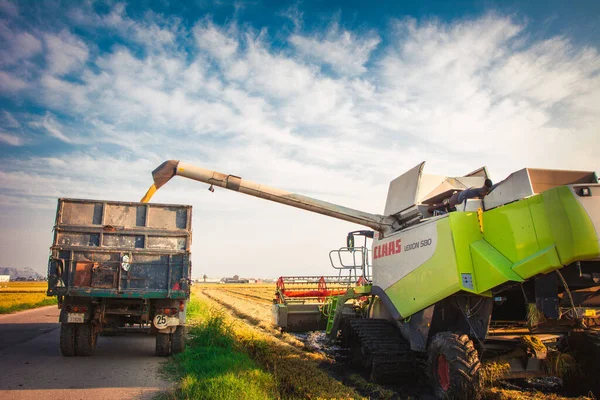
(325, 296), (339, 335)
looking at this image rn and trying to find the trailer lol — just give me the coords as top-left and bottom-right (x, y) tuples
(47, 198), (192, 357)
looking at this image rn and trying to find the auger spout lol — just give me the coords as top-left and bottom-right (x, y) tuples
(143, 160), (395, 233)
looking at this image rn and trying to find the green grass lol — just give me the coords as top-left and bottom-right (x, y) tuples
(180, 291), (362, 399)
(162, 298), (276, 400)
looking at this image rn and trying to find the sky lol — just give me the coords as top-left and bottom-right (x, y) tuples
(0, 0), (599, 279)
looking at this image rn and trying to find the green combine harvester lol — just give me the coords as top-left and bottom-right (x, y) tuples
(143, 160), (600, 399)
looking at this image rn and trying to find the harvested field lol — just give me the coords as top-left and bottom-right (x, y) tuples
(187, 284), (594, 400)
(0, 282), (56, 314)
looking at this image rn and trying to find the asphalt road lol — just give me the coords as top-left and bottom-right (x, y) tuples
(0, 306), (172, 400)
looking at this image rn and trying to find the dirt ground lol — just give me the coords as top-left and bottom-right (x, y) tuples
(197, 284), (596, 400)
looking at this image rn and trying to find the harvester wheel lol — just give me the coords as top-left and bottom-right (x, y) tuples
(155, 332), (172, 356)
(76, 323), (97, 356)
(428, 332), (481, 400)
(171, 326), (186, 354)
(60, 323), (77, 357)
(565, 330), (600, 396)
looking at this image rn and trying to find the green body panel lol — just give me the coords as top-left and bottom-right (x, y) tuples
(527, 195), (555, 249)
(543, 186), (600, 264)
(511, 245), (561, 279)
(482, 199), (540, 264)
(448, 212), (481, 293)
(385, 218), (461, 317)
(470, 240), (523, 293)
(380, 185), (599, 319)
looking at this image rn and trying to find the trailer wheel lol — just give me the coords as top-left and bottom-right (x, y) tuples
(155, 333), (172, 356)
(60, 323), (77, 357)
(76, 324), (97, 356)
(428, 332), (481, 400)
(171, 326), (186, 354)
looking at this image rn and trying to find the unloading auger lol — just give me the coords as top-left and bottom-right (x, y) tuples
(142, 160), (397, 232)
(143, 159), (600, 399)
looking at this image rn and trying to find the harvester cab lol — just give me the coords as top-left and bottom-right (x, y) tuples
(142, 160), (600, 398)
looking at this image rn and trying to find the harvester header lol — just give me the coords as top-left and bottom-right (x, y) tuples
(142, 160), (396, 233)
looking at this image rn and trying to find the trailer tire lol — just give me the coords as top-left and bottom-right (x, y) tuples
(60, 323), (77, 357)
(76, 324), (97, 356)
(155, 333), (172, 357)
(171, 326), (186, 354)
(428, 332), (481, 400)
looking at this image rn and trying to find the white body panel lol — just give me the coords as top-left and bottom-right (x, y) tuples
(484, 169), (534, 210)
(384, 162), (425, 216)
(485, 168), (597, 210)
(372, 219), (439, 290)
(573, 184), (600, 253)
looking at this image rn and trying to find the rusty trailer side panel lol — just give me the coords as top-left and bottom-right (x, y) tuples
(47, 198), (192, 299)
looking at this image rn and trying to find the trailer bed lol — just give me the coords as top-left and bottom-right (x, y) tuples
(47, 198), (192, 299)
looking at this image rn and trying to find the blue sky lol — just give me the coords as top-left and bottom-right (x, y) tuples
(1, 0), (599, 278)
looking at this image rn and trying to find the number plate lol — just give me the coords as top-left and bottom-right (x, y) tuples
(153, 314), (168, 329)
(67, 313), (85, 323)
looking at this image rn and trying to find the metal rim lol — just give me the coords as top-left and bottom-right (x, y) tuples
(437, 354), (451, 391)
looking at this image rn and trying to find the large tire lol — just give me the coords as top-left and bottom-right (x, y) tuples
(76, 323), (97, 356)
(428, 332), (481, 400)
(565, 330), (600, 396)
(155, 333), (172, 357)
(171, 326), (186, 354)
(60, 323), (77, 357)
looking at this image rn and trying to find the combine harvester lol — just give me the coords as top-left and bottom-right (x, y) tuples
(142, 160), (600, 399)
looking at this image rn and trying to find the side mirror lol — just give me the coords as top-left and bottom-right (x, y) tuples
(49, 258), (63, 277)
(347, 234), (355, 249)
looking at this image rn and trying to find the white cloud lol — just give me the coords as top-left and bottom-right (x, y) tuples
(13, 32), (42, 58)
(290, 24), (381, 76)
(0, 131), (23, 146)
(101, 5), (182, 48)
(488, 36), (600, 104)
(193, 21), (239, 60)
(44, 30), (89, 75)
(278, 5), (303, 30)
(0, 22), (42, 65)
(2, 8), (600, 277)
(20, 10), (600, 179)
(39, 113), (72, 143)
(0, 0), (17, 17)
(2, 110), (20, 128)
(39, 74), (88, 111)
(0, 70), (28, 91)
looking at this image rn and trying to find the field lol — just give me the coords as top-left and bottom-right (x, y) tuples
(167, 284), (593, 400)
(0, 282), (57, 314)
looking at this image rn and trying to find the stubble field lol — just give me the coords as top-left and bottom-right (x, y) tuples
(0, 282), (56, 314)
